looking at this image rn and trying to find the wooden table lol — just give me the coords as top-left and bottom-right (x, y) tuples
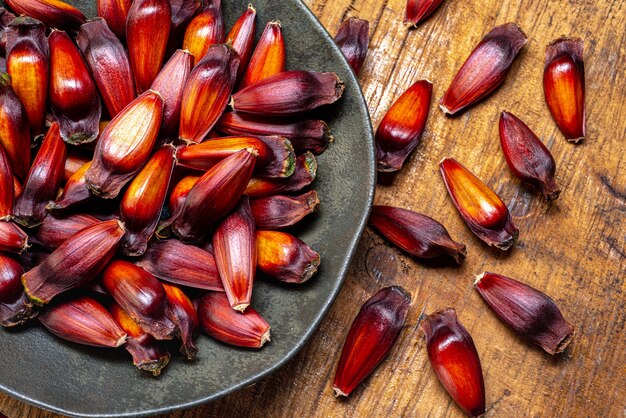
(2, 0), (625, 416)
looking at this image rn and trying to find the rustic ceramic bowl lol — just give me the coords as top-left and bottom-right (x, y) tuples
(0, 0), (375, 416)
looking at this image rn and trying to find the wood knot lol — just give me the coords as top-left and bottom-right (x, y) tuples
(365, 245), (398, 283)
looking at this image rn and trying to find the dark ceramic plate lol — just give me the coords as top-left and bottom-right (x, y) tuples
(0, 0), (375, 416)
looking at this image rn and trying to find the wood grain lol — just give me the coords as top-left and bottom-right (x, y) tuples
(2, 0), (625, 417)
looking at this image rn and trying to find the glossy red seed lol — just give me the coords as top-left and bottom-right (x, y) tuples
(333, 286), (411, 396)
(376, 79), (432, 172)
(198, 292), (270, 348)
(369, 205), (466, 264)
(13, 122), (66, 227)
(543, 37), (585, 142)
(231, 71), (344, 116)
(212, 196), (256, 312)
(240, 20), (285, 88)
(77, 18), (136, 118)
(421, 308), (485, 417)
(217, 112), (333, 153)
(102, 260), (176, 340)
(499, 111), (561, 200)
(134, 239), (223, 291)
(440, 23), (527, 115)
(225, 3), (256, 80)
(475, 272), (574, 354)
(404, 0), (446, 28)
(5, 16), (48, 138)
(39, 295), (127, 347)
(334, 17), (369, 75)
(126, 0), (171, 93)
(439, 157), (519, 250)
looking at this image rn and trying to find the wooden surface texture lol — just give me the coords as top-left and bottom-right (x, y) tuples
(2, 0), (625, 416)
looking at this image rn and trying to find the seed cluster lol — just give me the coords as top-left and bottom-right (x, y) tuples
(333, 0), (582, 415)
(0, 0), (340, 376)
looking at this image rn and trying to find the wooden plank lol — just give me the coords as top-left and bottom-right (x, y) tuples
(1, 0), (624, 416)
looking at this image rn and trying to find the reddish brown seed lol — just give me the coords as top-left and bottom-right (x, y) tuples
(420, 308), (486, 417)
(0, 254), (37, 327)
(135, 239), (223, 291)
(0, 72), (30, 181)
(150, 49), (193, 136)
(31, 212), (100, 249)
(333, 286), (411, 397)
(86, 90), (164, 199)
(499, 111), (561, 200)
(163, 283), (198, 359)
(440, 23), (527, 115)
(14, 122), (66, 227)
(97, 0), (131, 40)
(0, 221), (29, 254)
(404, 0), (446, 28)
(161, 148), (256, 242)
(240, 20), (285, 88)
(47, 161), (92, 211)
(225, 3), (256, 80)
(439, 158), (519, 250)
(39, 295), (127, 347)
(245, 152), (317, 198)
(120, 145), (176, 256)
(102, 260), (177, 340)
(48, 29), (102, 144)
(126, 0), (171, 93)
(475, 272), (575, 354)
(250, 190), (319, 229)
(63, 151), (91, 182)
(369, 205), (466, 264)
(217, 112), (333, 153)
(198, 292), (270, 348)
(179, 44), (240, 143)
(0, 144), (13, 220)
(22, 219), (125, 306)
(543, 37), (585, 142)
(334, 17), (369, 75)
(182, 0), (223, 65)
(109, 301), (170, 376)
(5, 16), (48, 138)
(77, 18), (136, 119)
(0, 8), (16, 55)
(176, 135), (295, 178)
(168, 175), (200, 215)
(376, 79), (432, 172)
(5, 0), (86, 30)
(168, 152), (316, 213)
(0, 254), (23, 304)
(256, 230), (319, 284)
(232, 71), (344, 116)
(213, 196), (256, 312)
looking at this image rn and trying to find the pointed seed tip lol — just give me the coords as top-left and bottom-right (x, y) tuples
(233, 303), (249, 312)
(473, 272), (486, 286)
(439, 103), (452, 115)
(333, 387), (348, 397)
(115, 334), (127, 347)
(147, 89), (164, 100)
(260, 329), (271, 347)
